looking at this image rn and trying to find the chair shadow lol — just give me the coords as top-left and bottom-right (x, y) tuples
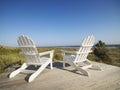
(53, 61), (69, 69)
(8, 62), (86, 82)
(53, 61), (86, 76)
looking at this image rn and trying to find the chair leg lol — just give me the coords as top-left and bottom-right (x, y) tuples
(9, 63), (27, 78)
(63, 61), (65, 69)
(28, 60), (50, 83)
(72, 63), (89, 76)
(50, 60), (53, 69)
(76, 66), (89, 76)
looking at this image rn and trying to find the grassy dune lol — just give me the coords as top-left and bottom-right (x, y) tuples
(0, 46), (24, 73)
(0, 46), (120, 74)
(107, 47), (120, 66)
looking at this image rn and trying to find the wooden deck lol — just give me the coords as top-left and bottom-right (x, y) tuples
(0, 61), (120, 90)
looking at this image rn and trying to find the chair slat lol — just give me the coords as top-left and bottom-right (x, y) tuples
(75, 35), (94, 63)
(18, 35), (39, 64)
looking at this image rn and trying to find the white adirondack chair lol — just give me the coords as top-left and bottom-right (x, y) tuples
(9, 35), (54, 82)
(61, 35), (101, 76)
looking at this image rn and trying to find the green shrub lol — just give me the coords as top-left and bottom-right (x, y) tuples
(94, 41), (112, 64)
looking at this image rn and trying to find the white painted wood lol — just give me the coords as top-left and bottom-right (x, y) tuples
(61, 35), (101, 76)
(9, 35), (54, 82)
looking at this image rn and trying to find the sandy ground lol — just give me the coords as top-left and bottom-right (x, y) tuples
(0, 61), (120, 90)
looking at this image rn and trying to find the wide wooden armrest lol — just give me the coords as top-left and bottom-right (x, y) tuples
(61, 50), (77, 54)
(39, 50), (54, 56)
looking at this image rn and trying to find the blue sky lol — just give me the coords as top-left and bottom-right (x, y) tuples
(0, 0), (120, 46)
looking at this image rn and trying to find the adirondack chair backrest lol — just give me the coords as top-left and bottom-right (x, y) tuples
(75, 35), (95, 63)
(17, 35), (40, 64)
